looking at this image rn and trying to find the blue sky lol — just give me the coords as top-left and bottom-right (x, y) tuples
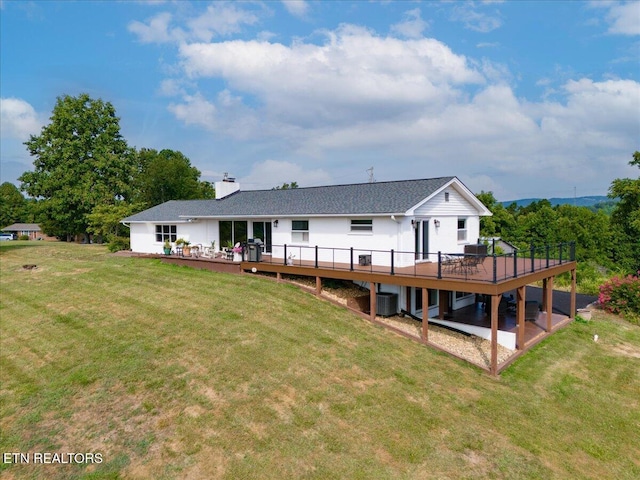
(1, 0), (638, 201)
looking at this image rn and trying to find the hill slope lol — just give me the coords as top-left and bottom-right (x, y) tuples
(502, 195), (611, 208)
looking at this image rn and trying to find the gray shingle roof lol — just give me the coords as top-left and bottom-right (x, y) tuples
(2, 223), (42, 231)
(123, 177), (457, 222)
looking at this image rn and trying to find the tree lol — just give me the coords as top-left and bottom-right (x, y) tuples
(86, 202), (142, 242)
(19, 93), (135, 240)
(134, 148), (215, 207)
(273, 181), (299, 190)
(608, 151), (640, 272)
(555, 204), (611, 264)
(476, 191), (516, 239)
(0, 182), (27, 228)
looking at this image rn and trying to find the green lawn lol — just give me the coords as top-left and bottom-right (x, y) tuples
(1, 242), (639, 479)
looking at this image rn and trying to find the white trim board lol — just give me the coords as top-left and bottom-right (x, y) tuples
(427, 317), (516, 350)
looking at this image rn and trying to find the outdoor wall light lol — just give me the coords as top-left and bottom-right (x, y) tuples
(274, 220), (279, 228)
(411, 219), (417, 229)
(434, 219), (441, 228)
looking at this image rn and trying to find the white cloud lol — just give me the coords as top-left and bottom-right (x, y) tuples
(158, 78), (185, 97)
(391, 8), (429, 39)
(168, 92), (217, 129)
(128, 4), (262, 44)
(281, 0), (309, 19)
(187, 3), (260, 41)
(449, 4), (502, 33)
(0, 97), (43, 140)
(605, 1), (640, 36)
(128, 12), (185, 44)
(177, 25), (484, 134)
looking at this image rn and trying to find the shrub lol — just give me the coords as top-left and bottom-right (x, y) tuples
(18, 234), (30, 241)
(555, 261), (608, 296)
(598, 272), (640, 325)
(107, 236), (130, 253)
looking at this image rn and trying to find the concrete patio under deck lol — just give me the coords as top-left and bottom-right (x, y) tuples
(435, 301), (571, 348)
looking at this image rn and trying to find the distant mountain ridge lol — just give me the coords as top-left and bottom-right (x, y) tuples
(501, 195), (611, 208)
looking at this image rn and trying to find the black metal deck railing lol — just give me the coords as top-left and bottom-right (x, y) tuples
(249, 241), (576, 284)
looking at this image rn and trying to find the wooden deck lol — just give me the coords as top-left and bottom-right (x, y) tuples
(248, 254), (576, 296)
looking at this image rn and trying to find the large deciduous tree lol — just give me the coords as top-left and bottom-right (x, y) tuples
(134, 148), (215, 208)
(608, 151), (640, 272)
(19, 93), (135, 240)
(0, 182), (27, 228)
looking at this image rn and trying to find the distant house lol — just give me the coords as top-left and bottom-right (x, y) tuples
(1, 223), (44, 240)
(480, 237), (518, 255)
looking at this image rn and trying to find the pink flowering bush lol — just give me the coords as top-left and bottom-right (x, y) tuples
(598, 272), (640, 325)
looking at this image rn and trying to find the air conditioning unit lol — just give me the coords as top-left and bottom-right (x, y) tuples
(376, 292), (398, 317)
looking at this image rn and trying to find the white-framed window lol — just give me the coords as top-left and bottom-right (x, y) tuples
(291, 220), (309, 243)
(155, 225), (177, 243)
(457, 218), (467, 242)
(350, 219), (373, 232)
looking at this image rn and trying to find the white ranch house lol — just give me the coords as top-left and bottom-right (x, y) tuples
(123, 176), (578, 375)
(124, 176), (490, 262)
(123, 176), (491, 316)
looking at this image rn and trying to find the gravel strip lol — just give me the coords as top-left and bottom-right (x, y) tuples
(375, 315), (514, 368)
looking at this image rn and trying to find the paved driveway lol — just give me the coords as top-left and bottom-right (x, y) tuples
(520, 286), (597, 316)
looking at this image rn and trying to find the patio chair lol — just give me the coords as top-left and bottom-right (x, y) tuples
(442, 255), (460, 273)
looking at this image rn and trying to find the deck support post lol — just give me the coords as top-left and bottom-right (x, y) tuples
(438, 290), (448, 319)
(316, 276), (322, 296)
(276, 272), (282, 282)
(370, 282), (377, 321)
(517, 286), (526, 350)
(570, 268), (577, 319)
(546, 276), (554, 332)
(405, 286), (411, 313)
(490, 293), (500, 376)
(542, 278), (548, 312)
(421, 287), (429, 342)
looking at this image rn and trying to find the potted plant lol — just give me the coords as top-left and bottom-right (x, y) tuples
(182, 240), (192, 256)
(163, 239), (172, 255)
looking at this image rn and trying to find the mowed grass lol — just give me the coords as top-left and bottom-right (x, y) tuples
(1, 242), (639, 479)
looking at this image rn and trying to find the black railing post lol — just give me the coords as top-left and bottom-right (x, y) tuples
(390, 249), (395, 275)
(350, 247), (354, 271)
(546, 245), (550, 268)
(492, 238), (496, 255)
(493, 253), (497, 283)
(513, 249), (518, 278)
(315, 245), (318, 268)
(284, 244), (288, 265)
(437, 251), (442, 279)
(571, 241), (576, 261)
(530, 243), (535, 273)
(559, 243), (563, 264)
